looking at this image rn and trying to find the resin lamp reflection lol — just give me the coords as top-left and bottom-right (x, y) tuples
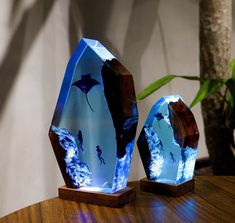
(137, 95), (199, 196)
(49, 38), (138, 206)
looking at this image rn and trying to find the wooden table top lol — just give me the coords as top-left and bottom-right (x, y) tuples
(1, 176), (235, 223)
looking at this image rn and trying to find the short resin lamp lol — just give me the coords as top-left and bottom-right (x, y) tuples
(49, 38), (138, 207)
(137, 95), (199, 196)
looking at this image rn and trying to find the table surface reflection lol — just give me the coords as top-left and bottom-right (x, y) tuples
(1, 176), (235, 223)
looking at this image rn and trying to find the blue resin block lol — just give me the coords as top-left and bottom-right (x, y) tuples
(137, 95), (199, 184)
(49, 38), (138, 193)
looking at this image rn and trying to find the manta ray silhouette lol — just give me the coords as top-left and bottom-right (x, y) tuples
(72, 74), (100, 112)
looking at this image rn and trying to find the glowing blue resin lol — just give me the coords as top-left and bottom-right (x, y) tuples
(51, 125), (92, 187)
(112, 140), (134, 191)
(50, 38), (138, 193)
(138, 95), (199, 185)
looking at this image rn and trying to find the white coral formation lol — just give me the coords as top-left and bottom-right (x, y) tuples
(51, 125), (92, 187)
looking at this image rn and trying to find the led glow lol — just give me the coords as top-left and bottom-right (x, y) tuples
(177, 147), (197, 183)
(79, 186), (113, 193)
(144, 126), (164, 180)
(176, 160), (184, 182)
(138, 95), (199, 185)
(50, 38), (138, 193)
(112, 140), (134, 192)
(51, 125), (92, 187)
(150, 157), (164, 179)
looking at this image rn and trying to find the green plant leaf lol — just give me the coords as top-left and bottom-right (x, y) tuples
(208, 80), (225, 94)
(230, 59), (235, 81)
(177, 76), (201, 81)
(226, 79), (235, 108)
(190, 80), (224, 108)
(136, 74), (176, 101)
(136, 74), (200, 101)
(226, 90), (234, 110)
(225, 79), (235, 128)
(190, 80), (210, 108)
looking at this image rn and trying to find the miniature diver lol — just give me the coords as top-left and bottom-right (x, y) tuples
(96, 145), (105, 165)
(170, 152), (176, 163)
(77, 130), (84, 151)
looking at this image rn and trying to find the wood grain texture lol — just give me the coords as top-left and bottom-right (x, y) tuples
(1, 177), (235, 223)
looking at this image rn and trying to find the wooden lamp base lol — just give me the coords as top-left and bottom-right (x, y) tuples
(58, 186), (136, 207)
(140, 178), (194, 197)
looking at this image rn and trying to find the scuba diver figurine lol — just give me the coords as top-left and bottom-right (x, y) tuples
(77, 130), (84, 151)
(96, 145), (105, 165)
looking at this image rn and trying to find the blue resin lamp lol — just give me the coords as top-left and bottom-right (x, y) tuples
(49, 38), (138, 206)
(137, 95), (199, 196)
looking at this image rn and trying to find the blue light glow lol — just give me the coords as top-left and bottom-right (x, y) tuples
(51, 125), (92, 187)
(176, 147), (197, 183)
(50, 38), (138, 193)
(112, 140), (134, 192)
(138, 95), (198, 185)
(144, 126), (164, 180)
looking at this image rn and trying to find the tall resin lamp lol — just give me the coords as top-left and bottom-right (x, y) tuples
(49, 38), (138, 207)
(137, 95), (199, 196)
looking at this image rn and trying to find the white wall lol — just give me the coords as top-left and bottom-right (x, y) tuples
(1, 0), (233, 217)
